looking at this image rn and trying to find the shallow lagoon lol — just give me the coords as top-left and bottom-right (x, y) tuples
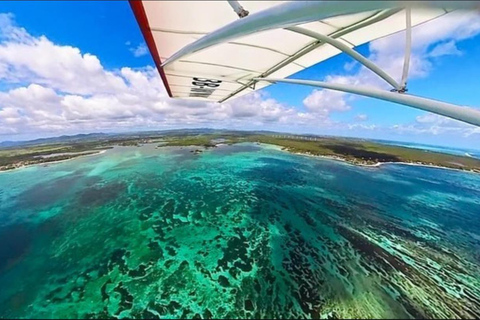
(1, 143), (479, 318)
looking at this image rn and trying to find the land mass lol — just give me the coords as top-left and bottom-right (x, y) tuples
(1, 130), (479, 173)
(160, 132), (480, 173)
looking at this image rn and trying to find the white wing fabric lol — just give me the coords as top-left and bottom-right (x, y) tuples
(131, 1), (449, 102)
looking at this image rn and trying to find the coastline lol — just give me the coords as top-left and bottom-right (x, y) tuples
(1, 140), (478, 176)
(158, 142), (480, 175)
(0, 149), (107, 174)
(287, 150), (480, 174)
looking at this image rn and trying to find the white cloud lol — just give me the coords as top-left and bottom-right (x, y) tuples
(129, 43), (148, 57)
(0, 14), (321, 138)
(303, 89), (351, 115)
(415, 113), (480, 137)
(343, 61), (357, 72)
(429, 41), (462, 57)
(355, 114), (368, 121)
(386, 112), (480, 138)
(0, 16), (128, 95)
(227, 91), (295, 122)
(348, 123), (376, 130)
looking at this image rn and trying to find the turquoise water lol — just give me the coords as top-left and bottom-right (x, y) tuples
(1, 143), (479, 318)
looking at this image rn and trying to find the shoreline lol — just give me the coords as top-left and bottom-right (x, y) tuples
(1, 141), (478, 175)
(0, 149), (107, 173)
(287, 150), (480, 174)
(159, 142), (480, 175)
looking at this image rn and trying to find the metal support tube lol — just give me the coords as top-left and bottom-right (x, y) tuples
(286, 26), (402, 90)
(400, 7), (412, 91)
(162, 1), (478, 67)
(218, 8), (403, 103)
(227, 0), (249, 18)
(254, 77), (480, 127)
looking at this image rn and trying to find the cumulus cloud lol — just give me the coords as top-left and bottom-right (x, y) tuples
(0, 19), (128, 96)
(415, 113), (480, 137)
(303, 89), (351, 115)
(428, 41), (463, 57)
(129, 43), (148, 57)
(343, 61), (358, 72)
(348, 123), (376, 130)
(355, 114), (368, 121)
(388, 113), (480, 138)
(0, 13), (322, 138)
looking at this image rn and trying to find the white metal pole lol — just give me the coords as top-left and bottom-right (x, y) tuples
(254, 78), (480, 127)
(286, 26), (402, 90)
(400, 7), (412, 91)
(227, 0), (249, 18)
(162, 1), (479, 67)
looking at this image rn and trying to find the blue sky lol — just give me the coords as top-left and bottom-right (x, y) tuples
(0, 1), (479, 149)
(0, 1), (150, 69)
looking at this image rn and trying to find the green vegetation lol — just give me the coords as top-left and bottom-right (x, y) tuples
(161, 133), (480, 173)
(162, 135), (219, 147)
(1, 131), (479, 173)
(0, 143), (111, 171)
(0, 134), (179, 171)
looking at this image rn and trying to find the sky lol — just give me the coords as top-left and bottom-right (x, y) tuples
(0, 1), (479, 149)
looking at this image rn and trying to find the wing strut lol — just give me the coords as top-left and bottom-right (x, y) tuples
(219, 8), (404, 103)
(227, 0), (249, 18)
(254, 78), (480, 127)
(286, 26), (402, 90)
(399, 7), (412, 92)
(226, 3), (403, 91)
(161, 1), (478, 68)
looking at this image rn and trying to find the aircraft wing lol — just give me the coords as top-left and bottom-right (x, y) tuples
(130, 1), (450, 102)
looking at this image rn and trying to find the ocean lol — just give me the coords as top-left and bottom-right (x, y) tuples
(0, 143), (479, 318)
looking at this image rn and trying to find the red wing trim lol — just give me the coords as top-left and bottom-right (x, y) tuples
(129, 0), (173, 97)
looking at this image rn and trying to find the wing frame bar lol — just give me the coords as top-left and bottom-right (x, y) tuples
(219, 8), (403, 103)
(228, 0), (249, 18)
(400, 7), (412, 92)
(161, 1), (478, 68)
(254, 77), (480, 127)
(285, 26), (402, 90)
